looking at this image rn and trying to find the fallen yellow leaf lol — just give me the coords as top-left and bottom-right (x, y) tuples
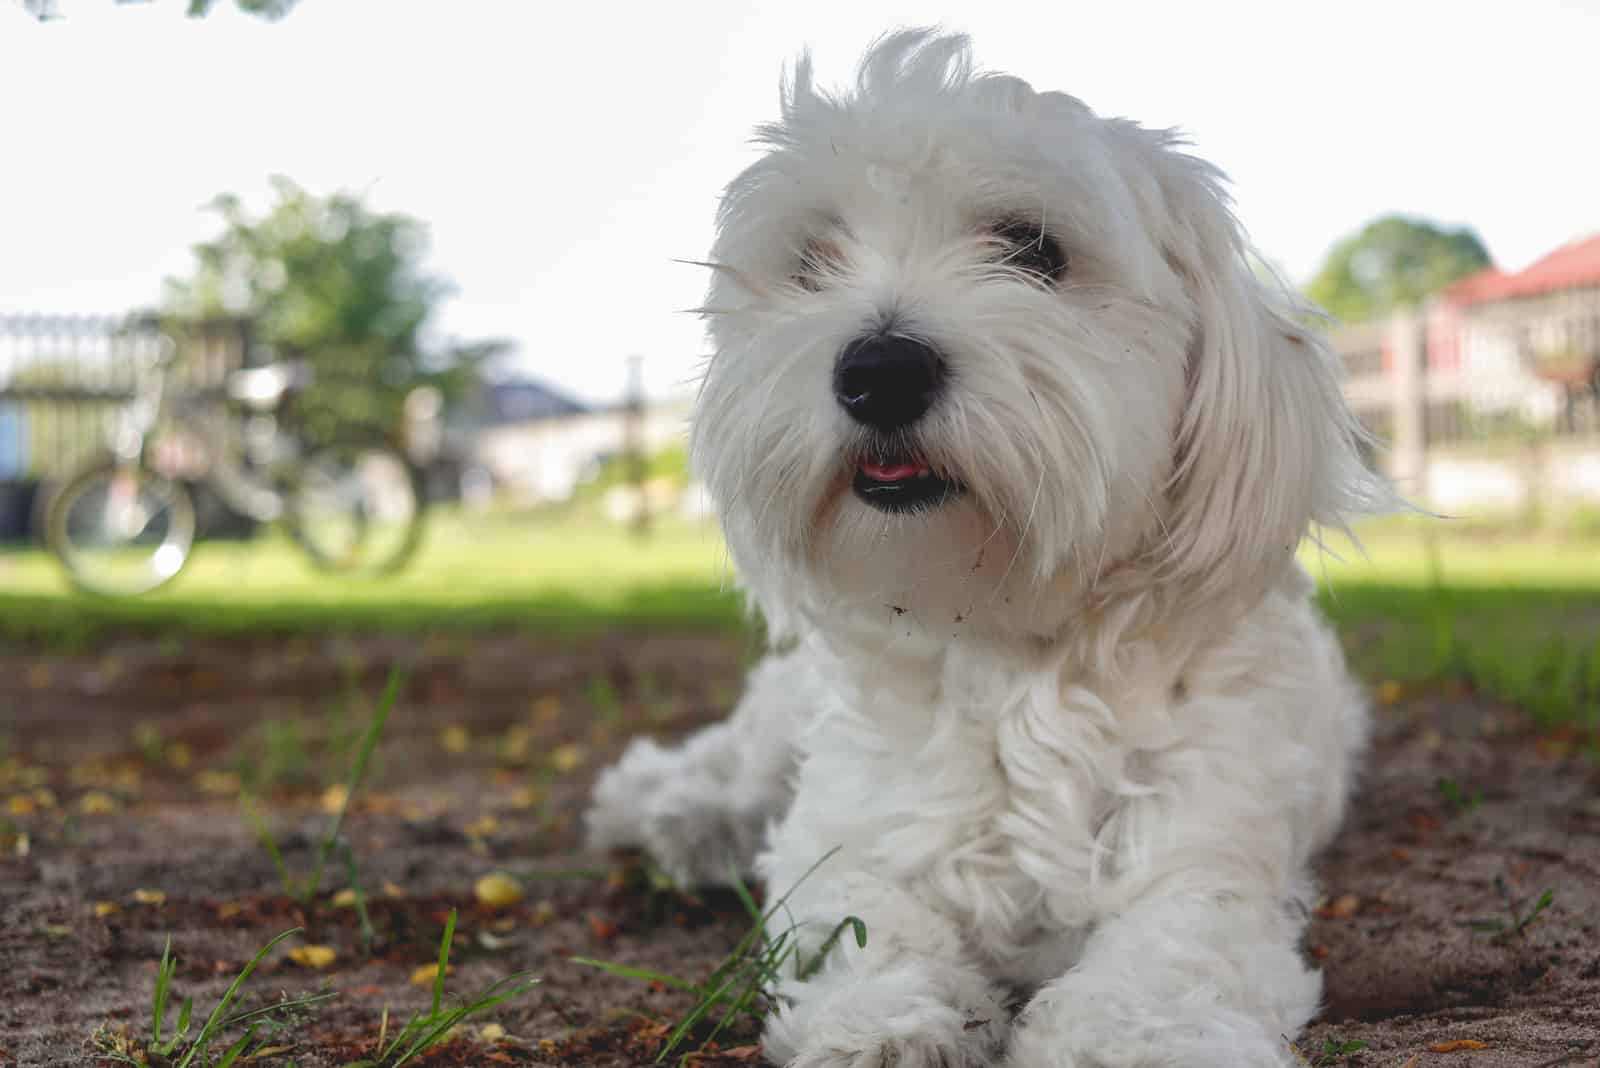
(78, 791), (119, 815)
(133, 889), (167, 906)
(480, 1023), (506, 1041)
(466, 815), (500, 839)
(475, 872), (524, 908)
(440, 725), (470, 754)
(549, 744), (585, 774)
(166, 743), (193, 769)
(331, 888), (358, 908)
(530, 900), (556, 927)
(382, 880), (407, 899)
(7, 795), (36, 816)
(1376, 679), (1403, 705)
(320, 783), (349, 813)
(505, 786), (541, 810)
(1428, 1040), (1488, 1053)
(195, 770), (242, 796)
(288, 944), (337, 969)
(532, 696), (561, 722)
(93, 902), (122, 917)
(246, 1046), (294, 1060)
(411, 963), (452, 986)
(1316, 894), (1360, 919)
(498, 727), (531, 763)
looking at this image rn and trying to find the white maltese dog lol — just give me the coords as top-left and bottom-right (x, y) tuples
(588, 30), (1385, 1068)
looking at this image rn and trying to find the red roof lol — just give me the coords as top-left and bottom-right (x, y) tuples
(1445, 233), (1600, 306)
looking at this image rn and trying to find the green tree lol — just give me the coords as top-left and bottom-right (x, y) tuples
(1307, 215), (1492, 322)
(164, 177), (502, 444)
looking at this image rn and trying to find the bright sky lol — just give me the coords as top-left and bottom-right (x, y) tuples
(3, 0), (1598, 404)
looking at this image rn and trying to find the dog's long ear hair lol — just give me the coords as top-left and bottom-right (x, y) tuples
(1134, 131), (1390, 604)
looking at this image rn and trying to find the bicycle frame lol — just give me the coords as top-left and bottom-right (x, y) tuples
(123, 348), (314, 525)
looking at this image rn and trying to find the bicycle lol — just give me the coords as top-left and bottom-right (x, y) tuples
(43, 334), (427, 596)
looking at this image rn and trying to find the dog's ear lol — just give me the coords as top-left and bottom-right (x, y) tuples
(1142, 137), (1388, 601)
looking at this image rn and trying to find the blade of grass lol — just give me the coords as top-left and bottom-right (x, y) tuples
(220, 991), (339, 1030)
(152, 935), (174, 1047)
(213, 1022), (257, 1068)
(173, 927), (301, 1068)
(241, 792), (297, 898)
(387, 972), (539, 1067)
(432, 908), (456, 1016)
(567, 958), (703, 995)
(304, 667), (404, 903)
(339, 840), (376, 949)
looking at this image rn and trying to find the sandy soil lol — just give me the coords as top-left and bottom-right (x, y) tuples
(1, 631), (1596, 1068)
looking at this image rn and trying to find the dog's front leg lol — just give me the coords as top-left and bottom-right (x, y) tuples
(1004, 888), (1317, 1068)
(586, 648), (813, 887)
(1003, 723), (1329, 1067)
(760, 866), (1011, 1068)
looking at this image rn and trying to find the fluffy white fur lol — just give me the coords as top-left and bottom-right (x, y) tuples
(588, 30), (1386, 1068)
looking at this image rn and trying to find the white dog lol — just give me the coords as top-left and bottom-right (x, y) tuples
(588, 30), (1385, 1068)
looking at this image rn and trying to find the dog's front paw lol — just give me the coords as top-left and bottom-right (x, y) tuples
(638, 790), (764, 888)
(586, 737), (764, 887)
(764, 963), (1008, 1068)
(1004, 1004), (1298, 1068)
(585, 737), (674, 854)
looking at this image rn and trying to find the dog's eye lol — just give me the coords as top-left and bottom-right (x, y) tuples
(793, 237), (845, 292)
(988, 220), (1068, 282)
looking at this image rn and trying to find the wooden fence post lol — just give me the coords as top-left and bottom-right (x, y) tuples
(1389, 305), (1427, 504)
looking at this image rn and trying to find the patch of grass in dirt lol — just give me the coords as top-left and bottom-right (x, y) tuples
(241, 668), (399, 943)
(77, 665), (544, 1067)
(575, 851), (866, 1065)
(93, 927), (335, 1068)
(343, 907), (538, 1068)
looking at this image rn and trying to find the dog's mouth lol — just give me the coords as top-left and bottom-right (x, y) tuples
(851, 451), (962, 513)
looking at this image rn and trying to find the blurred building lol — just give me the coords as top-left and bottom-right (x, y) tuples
(1334, 234), (1600, 513)
(452, 377), (692, 507)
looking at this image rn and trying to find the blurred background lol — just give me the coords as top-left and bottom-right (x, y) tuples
(2, 4), (1598, 1064)
(0, 0), (1596, 699)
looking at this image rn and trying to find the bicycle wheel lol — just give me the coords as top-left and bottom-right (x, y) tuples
(45, 455), (197, 596)
(287, 440), (426, 576)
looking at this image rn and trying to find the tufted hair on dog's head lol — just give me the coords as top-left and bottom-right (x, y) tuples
(691, 30), (1387, 641)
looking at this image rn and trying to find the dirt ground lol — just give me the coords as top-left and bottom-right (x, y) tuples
(1, 630), (1597, 1068)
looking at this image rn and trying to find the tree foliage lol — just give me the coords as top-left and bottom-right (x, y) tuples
(1307, 215), (1492, 323)
(164, 177), (502, 443)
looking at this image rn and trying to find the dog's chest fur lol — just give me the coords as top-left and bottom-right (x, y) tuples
(793, 633), (1180, 986)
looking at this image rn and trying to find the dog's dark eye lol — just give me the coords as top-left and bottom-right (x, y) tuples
(793, 236), (845, 292)
(989, 220), (1068, 282)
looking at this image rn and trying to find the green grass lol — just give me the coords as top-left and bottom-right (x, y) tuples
(574, 850), (866, 1065)
(345, 907), (538, 1068)
(1307, 521), (1600, 722)
(2, 507), (1596, 721)
(0, 506), (744, 638)
(93, 927), (336, 1068)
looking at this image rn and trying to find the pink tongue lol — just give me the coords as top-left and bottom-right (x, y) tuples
(861, 460), (928, 481)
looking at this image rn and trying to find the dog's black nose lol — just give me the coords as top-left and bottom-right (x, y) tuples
(833, 335), (945, 431)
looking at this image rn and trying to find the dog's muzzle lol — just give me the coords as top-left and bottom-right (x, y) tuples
(835, 335), (961, 512)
